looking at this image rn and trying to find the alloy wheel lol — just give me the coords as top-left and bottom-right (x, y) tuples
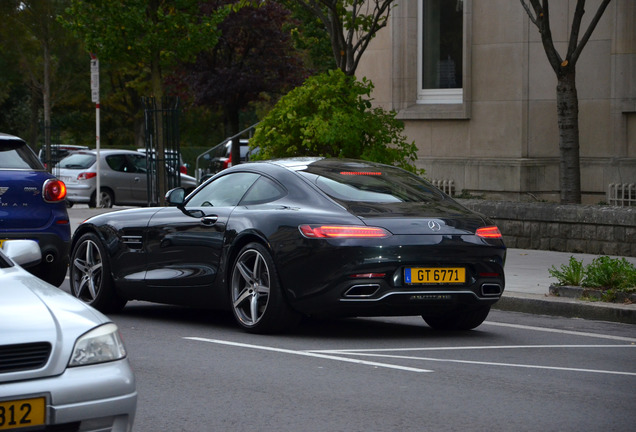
(72, 239), (103, 303)
(231, 248), (271, 327)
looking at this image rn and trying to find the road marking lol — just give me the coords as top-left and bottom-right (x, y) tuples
(483, 321), (636, 342)
(313, 344), (636, 353)
(184, 337), (433, 373)
(329, 351), (636, 376)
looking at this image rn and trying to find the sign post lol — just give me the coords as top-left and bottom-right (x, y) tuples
(90, 55), (101, 207)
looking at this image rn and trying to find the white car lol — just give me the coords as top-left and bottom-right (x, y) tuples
(0, 240), (137, 432)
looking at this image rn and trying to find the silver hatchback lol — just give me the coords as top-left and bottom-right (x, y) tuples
(57, 149), (198, 207)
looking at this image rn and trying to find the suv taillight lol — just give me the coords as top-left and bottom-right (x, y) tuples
(43, 179), (67, 202)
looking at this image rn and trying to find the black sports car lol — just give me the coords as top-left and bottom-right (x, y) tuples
(69, 158), (506, 333)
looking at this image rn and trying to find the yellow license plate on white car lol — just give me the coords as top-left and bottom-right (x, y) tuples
(0, 397), (46, 430)
(405, 267), (465, 284)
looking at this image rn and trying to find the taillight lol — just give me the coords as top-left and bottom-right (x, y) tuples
(299, 225), (391, 238)
(476, 226), (502, 239)
(43, 179), (67, 202)
(77, 172), (97, 180)
(180, 165), (188, 174)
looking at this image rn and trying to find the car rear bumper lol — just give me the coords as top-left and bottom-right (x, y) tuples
(0, 359), (137, 432)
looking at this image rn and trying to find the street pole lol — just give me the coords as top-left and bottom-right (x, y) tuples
(90, 54), (101, 207)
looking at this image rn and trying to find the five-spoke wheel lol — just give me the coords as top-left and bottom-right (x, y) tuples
(70, 232), (126, 312)
(230, 242), (299, 333)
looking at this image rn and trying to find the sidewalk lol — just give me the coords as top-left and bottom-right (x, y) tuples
(67, 206), (636, 325)
(498, 248), (636, 324)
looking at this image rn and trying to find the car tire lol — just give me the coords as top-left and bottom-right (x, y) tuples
(70, 232), (127, 313)
(89, 189), (114, 208)
(230, 242), (300, 334)
(423, 306), (491, 331)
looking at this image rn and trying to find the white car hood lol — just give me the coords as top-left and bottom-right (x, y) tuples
(0, 266), (109, 383)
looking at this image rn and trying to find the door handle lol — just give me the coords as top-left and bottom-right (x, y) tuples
(201, 216), (218, 225)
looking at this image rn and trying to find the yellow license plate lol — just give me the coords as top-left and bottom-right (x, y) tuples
(405, 267), (465, 284)
(0, 397), (46, 430)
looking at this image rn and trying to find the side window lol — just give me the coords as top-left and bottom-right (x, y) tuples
(129, 154), (147, 173)
(187, 172), (260, 208)
(106, 155), (127, 172)
(240, 176), (286, 205)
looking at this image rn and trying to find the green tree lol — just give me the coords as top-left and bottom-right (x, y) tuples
(250, 69), (419, 172)
(520, 0), (612, 204)
(61, 0), (230, 201)
(1, 0), (89, 162)
(291, 0), (396, 75)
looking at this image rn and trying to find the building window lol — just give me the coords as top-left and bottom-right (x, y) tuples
(418, 0), (464, 104)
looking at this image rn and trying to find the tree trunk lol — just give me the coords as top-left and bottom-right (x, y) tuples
(556, 71), (581, 204)
(43, 30), (52, 173)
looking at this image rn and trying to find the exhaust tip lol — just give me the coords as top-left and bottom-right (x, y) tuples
(343, 284), (380, 298)
(481, 283), (502, 296)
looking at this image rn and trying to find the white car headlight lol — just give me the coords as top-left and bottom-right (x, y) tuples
(69, 323), (127, 367)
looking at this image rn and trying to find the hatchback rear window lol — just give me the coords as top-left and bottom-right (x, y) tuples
(57, 153), (96, 169)
(0, 139), (44, 170)
(297, 162), (444, 204)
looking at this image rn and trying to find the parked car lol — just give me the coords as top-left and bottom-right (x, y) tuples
(0, 239), (136, 432)
(0, 133), (70, 287)
(68, 158), (506, 334)
(56, 149), (198, 208)
(38, 144), (89, 169)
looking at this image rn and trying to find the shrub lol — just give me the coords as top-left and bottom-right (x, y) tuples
(582, 256), (636, 291)
(549, 255), (636, 291)
(250, 69), (421, 173)
(548, 256), (585, 286)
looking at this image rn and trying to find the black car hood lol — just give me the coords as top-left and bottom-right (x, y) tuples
(345, 200), (488, 235)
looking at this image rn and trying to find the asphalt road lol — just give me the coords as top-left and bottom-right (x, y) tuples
(61, 206), (636, 431)
(94, 305), (636, 431)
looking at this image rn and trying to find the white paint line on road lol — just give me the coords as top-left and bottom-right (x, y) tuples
(483, 321), (636, 343)
(329, 351), (636, 377)
(183, 337), (433, 373)
(312, 344), (636, 353)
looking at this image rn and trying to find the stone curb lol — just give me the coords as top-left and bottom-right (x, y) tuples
(494, 292), (636, 325)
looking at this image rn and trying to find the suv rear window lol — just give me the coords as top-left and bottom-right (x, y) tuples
(0, 138), (44, 170)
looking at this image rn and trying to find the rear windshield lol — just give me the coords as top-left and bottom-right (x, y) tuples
(296, 162), (444, 204)
(0, 138), (44, 170)
(57, 152), (96, 169)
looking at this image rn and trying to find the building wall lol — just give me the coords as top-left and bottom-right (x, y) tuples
(356, 0), (636, 203)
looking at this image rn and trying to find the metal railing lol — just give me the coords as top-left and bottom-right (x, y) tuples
(431, 179), (455, 196)
(195, 123), (258, 183)
(608, 183), (636, 207)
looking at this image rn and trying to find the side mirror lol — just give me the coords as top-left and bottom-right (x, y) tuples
(2, 240), (42, 268)
(165, 187), (186, 206)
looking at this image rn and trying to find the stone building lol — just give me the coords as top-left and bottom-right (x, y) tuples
(356, 0), (636, 204)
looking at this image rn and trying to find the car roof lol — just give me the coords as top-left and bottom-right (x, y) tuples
(0, 132), (23, 142)
(79, 149), (143, 155)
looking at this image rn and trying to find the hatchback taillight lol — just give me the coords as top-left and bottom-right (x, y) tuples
(223, 153), (233, 169)
(77, 172), (97, 180)
(43, 179), (67, 202)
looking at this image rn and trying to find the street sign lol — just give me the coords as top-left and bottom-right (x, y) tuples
(90, 58), (99, 103)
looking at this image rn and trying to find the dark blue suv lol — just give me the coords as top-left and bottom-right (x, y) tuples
(0, 133), (70, 286)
